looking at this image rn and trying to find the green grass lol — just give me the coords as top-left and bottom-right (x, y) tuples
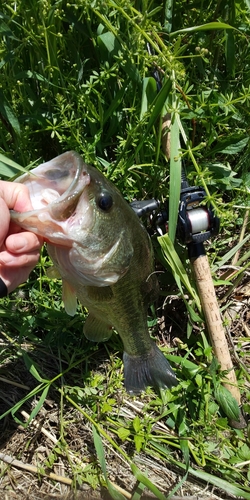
(0, 0), (250, 498)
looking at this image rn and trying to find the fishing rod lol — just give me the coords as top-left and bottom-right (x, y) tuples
(130, 178), (246, 428)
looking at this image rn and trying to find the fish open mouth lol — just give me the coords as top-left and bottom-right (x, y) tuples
(11, 151), (91, 243)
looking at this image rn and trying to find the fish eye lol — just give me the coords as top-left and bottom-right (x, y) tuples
(97, 192), (113, 211)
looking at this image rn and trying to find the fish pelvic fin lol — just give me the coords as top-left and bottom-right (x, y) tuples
(123, 342), (178, 395)
(62, 279), (77, 316)
(46, 265), (61, 279)
(83, 313), (113, 342)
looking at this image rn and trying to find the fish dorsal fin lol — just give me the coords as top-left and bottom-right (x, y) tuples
(62, 279), (77, 316)
(83, 313), (113, 342)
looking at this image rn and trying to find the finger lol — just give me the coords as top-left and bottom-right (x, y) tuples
(0, 199), (10, 248)
(0, 259), (39, 293)
(0, 249), (41, 268)
(0, 181), (33, 212)
(5, 231), (43, 254)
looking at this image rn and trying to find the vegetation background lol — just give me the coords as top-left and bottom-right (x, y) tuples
(0, 0), (250, 499)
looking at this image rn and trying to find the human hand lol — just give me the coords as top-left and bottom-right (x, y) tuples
(0, 181), (43, 295)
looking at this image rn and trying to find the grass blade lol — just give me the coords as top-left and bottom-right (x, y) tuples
(21, 350), (47, 383)
(225, 30), (235, 78)
(27, 384), (50, 423)
(130, 464), (168, 500)
(140, 77), (158, 119)
(0, 153), (28, 177)
(158, 233), (201, 311)
(152, 442), (250, 498)
(212, 233), (250, 271)
(131, 481), (146, 500)
(168, 113), (181, 242)
(188, 466), (250, 498)
(92, 425), (127, 500)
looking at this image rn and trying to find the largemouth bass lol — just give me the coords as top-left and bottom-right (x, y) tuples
(11, 151), (177, 394)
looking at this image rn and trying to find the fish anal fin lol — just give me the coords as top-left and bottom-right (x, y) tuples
(62, 279), (77, 316)
(83, 313), (113, 342)
(123, 342), (178, 395)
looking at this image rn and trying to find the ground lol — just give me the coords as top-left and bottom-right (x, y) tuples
(0, 267), (249, 499)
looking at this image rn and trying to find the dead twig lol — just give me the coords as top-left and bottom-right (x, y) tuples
(0, 452), (72, 485)
(0, 376), (30, 390)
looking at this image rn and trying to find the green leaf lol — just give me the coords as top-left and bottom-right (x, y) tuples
(117, 427), (130, 441)
(180, 438), (190, 472)
(97, 31), (140, 83)
(170, 22), (238, 37)
(103, 84), (127, 126)
(0, 90), (20, 136)
(16, 69), (51, 84)
(21, 350), (47, 383)
(214, 385), (240, 422)
(134, 434), (144, 453)
(204, 162), (237, 179)
(209, 135), (248, 155)
(133, 415), (141, 433)
(164, 0), (174, 33)
(243, 0), (250, 12)
(143, 78), (172, 135)
(97, 31), (118, 54)
(165, 353), (200, 376)
(195, 373), (203, 387)
(0, 17), (19, 40)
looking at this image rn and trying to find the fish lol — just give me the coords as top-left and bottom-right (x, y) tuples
(11, 151), (177, 394)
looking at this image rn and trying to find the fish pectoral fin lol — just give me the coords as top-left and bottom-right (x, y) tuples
(123, 342), (178, 395)
(62, 279), (77, 316)
(85, 285), (113, 302)
(83, 313), (113, 342)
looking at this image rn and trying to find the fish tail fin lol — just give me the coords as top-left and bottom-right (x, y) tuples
(123, 342), (178, 395)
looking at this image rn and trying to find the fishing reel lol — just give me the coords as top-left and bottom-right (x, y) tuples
(177, 184), (219, 245)
(130, 184), (220, 245)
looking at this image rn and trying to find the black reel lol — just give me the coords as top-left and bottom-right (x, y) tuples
(130, 185), (220, 244)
